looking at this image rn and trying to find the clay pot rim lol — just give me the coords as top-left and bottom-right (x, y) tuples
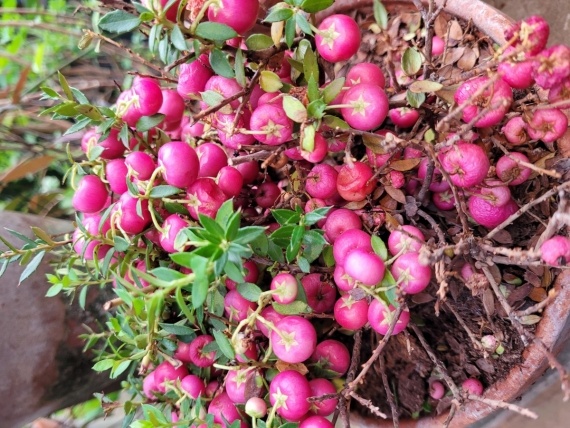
(317, 1), (570, 426)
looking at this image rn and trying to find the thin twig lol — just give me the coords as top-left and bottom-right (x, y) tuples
(379, 355), (399, 427)
(467, 394), (538, 419)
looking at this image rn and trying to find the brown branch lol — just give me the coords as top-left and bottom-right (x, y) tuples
(467, 394), (538, 419)
(347, 391), (388, 419)
(379, 355), (399, 427)
(409, 323), (462, 400)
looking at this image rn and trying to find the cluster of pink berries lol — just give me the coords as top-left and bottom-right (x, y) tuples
(66, 1), (570, 425)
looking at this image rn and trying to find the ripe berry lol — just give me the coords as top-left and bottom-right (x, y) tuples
(316, 15), (360, 62)
(341, 83), (389, 131)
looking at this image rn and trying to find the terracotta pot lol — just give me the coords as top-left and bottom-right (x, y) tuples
(0, 212), (121, 427)
(315, 1), (570, 426)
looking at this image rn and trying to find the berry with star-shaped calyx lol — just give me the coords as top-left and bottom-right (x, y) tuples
(333, 295), (369, 330)
(340, 83), (389, 131)
(310, 339), (351, 376)
(224, 289), (257, 323)
(346, 63), (386, 87)
(391, 252), (432, 294)
(533, 45), (570, 89)
(249, 104), (293, 146)
(504, 15), (549, 57)
(269, 370), (312, 422)
(316, 14), (360, 62)
(270, 273), (298, 305)
(271, 315), (317, 364)
(186, 177), (227, 220)
(368, 300), (410, 335)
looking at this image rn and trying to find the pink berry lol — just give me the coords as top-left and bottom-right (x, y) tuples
(388, 225), (425, 256)
(333, 265), (357, 292)
(310, 339), (351, 376)
(207, 0), (259, 34)
(249, 104), (293, 146)
(468, 195), (518, 229)
(271, 316), (317, 363)
(226, 368), (263, 404)
(188, 335), (216, 368)
(158, 141), (200, 188)
(526, 108), (568, 143)
(430, 381), (445, 400)
(81, 128), (125, 160)
(208, 391), (246, 427)
(159, 214), (188, 253)
(341, 83), (389, 131)
(269, 370), (311, 422)
(346, 63), (385, 87)
(333, 229), (372, 267)
(205, 76), (243, 110)
(256, 306), (285, 338)
(502, 116), (529, 145)
(217, 166), (244, 198)
(187, 177), (227, 220)
(496, 153), (532, 186)
(505, 15), (549, 57)
(540, 235), (570, 266)
(177, 55), (213, 100)
(454, 76), (512, 128)
(548, 78), (570, 109)
(224, 289), (257, 323)
(181, 374), (206, 399)
(431, 36), (445, 56)
(154, 361), (189, 393)
(255, 181), (281, 208)
(300, 415), (334, 428)
(344, 249), (385, 286)
(245, 397), (267, 418)
(301, 273), (337, 314)
(158, 89), (185, 129)
(306, 163), (339, 200)
(334, 295), (369, 330)
(114, 193), (151, 235)
(271, 273), (298, 305)
(125, 151), (156, 181)
(432, 190), (456, 211)
(462, 378), (484, 396)
(73, 175), (108, 214)
(316, 15), (360, 63)
(440, 143), (490, 188)
(196, 143), (228, 178)
(323, 208), (362, 244)
(216, 112), (256, 150)
(308, 379), (338, 417)
(391, 252), (432, 294)
(368, 300), (410, 335)
(533, 45), (570, 89)
(389, 107), (420, 128)
(498, 59), (535, 89)
(143, 370), (158, 400)
(336, 161), (376, 202)
(105, 159), (129, 195)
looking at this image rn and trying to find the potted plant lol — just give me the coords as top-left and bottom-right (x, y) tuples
(2, 0), (570, 426)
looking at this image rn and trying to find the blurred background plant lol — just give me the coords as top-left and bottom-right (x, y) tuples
(0, 0), (138, 218)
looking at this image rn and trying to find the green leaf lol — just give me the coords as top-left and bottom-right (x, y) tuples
(250, 233), (269, 256)
(235, 49), (246, 88)
(371, 235), (388, 261)
(268, 239), (285, 262)
(195, 22), (237, 41)
(149, 185), (181, 198)
(216, 199), (234, 228)
(264, 7), (294, 23)
(19, 251), (45, 285)
(270, 224), (296, 248)
(224, 261), (244, 283)
(201, 90), (225, 107)
(111, 360), (131, 379)
(286, 225), (305, 262)
(58, 71), (73, 100)
(158, 322), (195, 336)
(300, 0), (334, 13)
(273, 300), (311, 315)
(402, 47), (422, 76)
(295, 13), (312, 35)
(98, 10), (141, 33)
(150, 267), (185, 281)
(136, 114), (165, 132)
(409, 80), (444, 93)
(191, 256), (210, 308)
(260, 70), (283, 93)
(92, 359), (114, 372)
(283, 95), (307, 123)
(246, 34), (274, 51)
(237, 282), (263, 302)
(65, 117), (92, 135)
(170, 252), (195, 269)
(210, 49), (235, 78)
(113, 236), (130, 252)
(199, 214), (225, 239)
(170, 25), (187, 51)
(176, 286), (195, 323)
(304, 207), (331, 226)
(322, 77), (345, 104)
(303, 47), (318, 83)
(406, 90), (426, 108)
(285, 16), (296, 47)
(213, 330), (235, 359)
(373, 0), (389, 30)
(45, 283), (63, 297)
(297, 256), (310, 273)
(234, 226), (266, 245)
(272, 209), (301, 225)
(74, 105), (104, 121)
(301, 123), (316, 152)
